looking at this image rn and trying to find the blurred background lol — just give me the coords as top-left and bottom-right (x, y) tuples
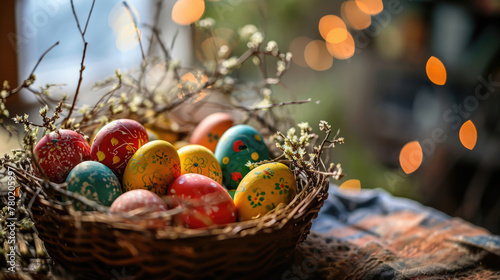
(1, 0), (500, 234)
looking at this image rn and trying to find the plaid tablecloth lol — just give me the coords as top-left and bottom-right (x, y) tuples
(286, 186), (500, 279)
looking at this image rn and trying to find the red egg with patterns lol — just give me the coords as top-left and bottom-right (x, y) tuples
(33, 129), (91, 183)
(190, 113), (233, 152)
(91, 119), (148, 178)
(168, 173), (236, 229)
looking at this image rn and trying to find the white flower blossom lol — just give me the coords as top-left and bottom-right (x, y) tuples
(218, 45), (229, 58)
(39, 105), (49, 115)
(239, 24), (258, 40)
(265, 41), (279, 55)
(247, 32), (264, 48)
(197, 17), (216, 30)
(298, 122), (310, 130)
(100, 115), (109, 125)
(277, 61), (286, 75)
(224, 76), (235, 85)
(261, 88), (272, 97)
(79, 104), (90, 114)
(221, 57), (239, 69)
(112, 104), (124, 114)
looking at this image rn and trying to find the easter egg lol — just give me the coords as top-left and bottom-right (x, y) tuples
(190, 113), (233, 152)
(214, 125), (270, 190)
(178, 144), (222, 184)
(110, 189), (168, 213)
(66, 161), (122, 210)
(234, 163), (297, 221)
(34, 129), (91, 183)
(91, 119), (148, 178)
(168, 174), (236, 229)
(110, 189), (170, 228)
(122, 140), (181, 196)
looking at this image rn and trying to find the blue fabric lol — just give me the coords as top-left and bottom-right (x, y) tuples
(307, 185), (500, 278)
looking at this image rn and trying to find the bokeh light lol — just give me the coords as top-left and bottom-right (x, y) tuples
(172, 0), (205, 25)
(108, 2), (141, 51)
(304, 40), (333, 71)
(196, 37), (231, 62)
(178, 72), (209, 102)
(327, 28), (348, 44)
(341, 1), (372, 30)
(215, 28), (238, 48)
(326, 32), (356, 60)
(355, 0), (384, 15)
(399, 141), (423, 174)
(319, 15), (348, 43)
(289, 36), (312, 67)
(339, 179), (361, 193)
(426, 56), (447, 85)
(460, 120), (477, 150)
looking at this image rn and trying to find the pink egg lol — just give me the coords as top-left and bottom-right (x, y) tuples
(110, 189), (170, 228)
(110, 189), (168, 213)
(168, 173), (236, 229)
(190, 113), (233, 152)
(91, 119), (148, 178)
(34, 129), (91, 183)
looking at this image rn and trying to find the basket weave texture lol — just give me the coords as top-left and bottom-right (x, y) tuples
(15, 148), (330, 279)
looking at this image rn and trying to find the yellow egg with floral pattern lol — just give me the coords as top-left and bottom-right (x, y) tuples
(122, 140), (181, 196)
(177, 144), (222, 184)
(234, 162), (297, 221)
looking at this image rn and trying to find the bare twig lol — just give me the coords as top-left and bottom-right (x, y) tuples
(146, 0), (163, 57)
(70, 0), (83, 36)
(123, 1), (145, 61)
(63, 0), (96, 127)
(29, 42), (60, 78)
(238, 99), (311, 112)
(82, 0), (96, 36)
(7, 41), (59, 98)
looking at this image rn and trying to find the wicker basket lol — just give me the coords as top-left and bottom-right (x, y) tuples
(12, 131), (332, 279)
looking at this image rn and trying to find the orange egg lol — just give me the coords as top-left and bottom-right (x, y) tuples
(190, 113), (234, 152)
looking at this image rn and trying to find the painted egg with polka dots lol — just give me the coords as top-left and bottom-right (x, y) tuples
(190, 112), (233, 152)
(34, 129), (91, 183)
(90, 119), (148, 178)
(214, 125), (270, 190)
(178, 144), (222, 184)
(168, 173), (236, 229)
(65, 161), (122, 211)
(234, 163), (297, 221)
(122, 140), (181, 196)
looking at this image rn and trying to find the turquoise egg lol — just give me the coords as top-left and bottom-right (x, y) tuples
(215, 125), (270, 189)
(66, 161), (123, 210)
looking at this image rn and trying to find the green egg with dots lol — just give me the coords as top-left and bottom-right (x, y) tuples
(65, 161), (122, 211)
(214, 125), (270, 190)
